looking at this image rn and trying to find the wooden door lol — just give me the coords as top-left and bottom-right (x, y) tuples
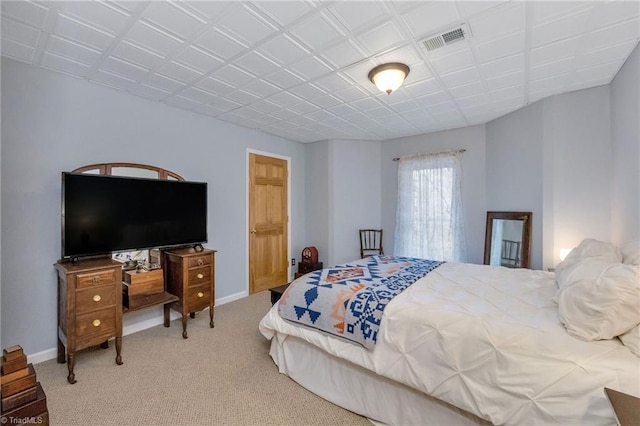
(249, 153), (288, 294)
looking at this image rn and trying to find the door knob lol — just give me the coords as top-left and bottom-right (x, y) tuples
(250, 229), (257, 234)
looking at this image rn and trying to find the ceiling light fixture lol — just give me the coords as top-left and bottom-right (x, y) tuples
(368, 63), (410, 95)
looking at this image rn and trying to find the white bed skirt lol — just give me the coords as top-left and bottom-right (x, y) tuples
(269, 332), (489, 426)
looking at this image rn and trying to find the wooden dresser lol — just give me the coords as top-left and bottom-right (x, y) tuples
(163, 248), (216, 338)
(54, 258), (123, 384)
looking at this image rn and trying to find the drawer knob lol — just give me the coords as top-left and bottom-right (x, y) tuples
(92, 319), (101, 327)
(197, 292), (204, 298)
(197, 258), (204, 266)
(93, 294), (101, 302)
(92, 276), (100, 284)
(197, 273), (204, 279)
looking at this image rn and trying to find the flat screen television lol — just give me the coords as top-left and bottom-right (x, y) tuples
(62, 172), (207, 259)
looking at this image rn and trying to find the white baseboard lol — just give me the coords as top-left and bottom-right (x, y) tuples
(28, 290), (248, 365)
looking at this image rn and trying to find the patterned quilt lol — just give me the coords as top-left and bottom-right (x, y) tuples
(277, 255), (443, 349)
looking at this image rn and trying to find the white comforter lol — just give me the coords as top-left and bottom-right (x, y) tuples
(260, 262), (640, 425)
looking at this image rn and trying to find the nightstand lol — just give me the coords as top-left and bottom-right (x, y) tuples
(269, 283), (290, 305)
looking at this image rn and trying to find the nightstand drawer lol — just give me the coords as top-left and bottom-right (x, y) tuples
(75, 308), (116, 338)
(188, 255), (211, 268)
(76, 286), (116, 313)
(188, 267), (211, 285)
(186, 284), (211, 310)
(76, 269), (119, 289)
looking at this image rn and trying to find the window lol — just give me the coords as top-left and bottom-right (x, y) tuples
(394, 152), (466, 262)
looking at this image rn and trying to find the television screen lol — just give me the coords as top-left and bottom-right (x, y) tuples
(62, 173), (207, 258)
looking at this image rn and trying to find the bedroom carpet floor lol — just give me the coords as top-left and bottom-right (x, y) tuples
(34, 290), (369, 426)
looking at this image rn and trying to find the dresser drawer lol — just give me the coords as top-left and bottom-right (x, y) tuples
(188, 267), (211, 285)
(187, 255), (212, 269)
(76, 269), (119, 289)
(76, 286), (116, 314)
(75, 307), (116, 338)
(186, 284), (211, 311)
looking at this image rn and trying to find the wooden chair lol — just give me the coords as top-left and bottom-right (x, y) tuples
(360, 229), (384, 258)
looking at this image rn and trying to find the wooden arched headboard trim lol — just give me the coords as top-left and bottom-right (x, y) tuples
(71, 162), (185, 181)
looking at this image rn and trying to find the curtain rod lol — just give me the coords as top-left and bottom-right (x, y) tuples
(392, 148), (466, 162)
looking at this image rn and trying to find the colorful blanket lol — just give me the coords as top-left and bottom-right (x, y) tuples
(277, 256), (443, 349)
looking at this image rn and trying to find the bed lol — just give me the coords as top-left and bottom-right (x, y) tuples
(259, 245), (640, 425)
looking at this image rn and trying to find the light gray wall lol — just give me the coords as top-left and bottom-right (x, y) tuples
(304, 141), (330, 265)
(544, 86), (612, 265)
(486, 85), (612, 270)
(381, 125), (487, 264)
(486, 102), (544, 269)
(329, 139), (382, 265)
(610, 44), (640, 245)
(0, 58), (306, 355)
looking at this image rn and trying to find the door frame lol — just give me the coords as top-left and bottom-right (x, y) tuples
(246, 148), (292, 294)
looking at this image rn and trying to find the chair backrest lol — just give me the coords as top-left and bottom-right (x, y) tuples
(500, 239), (521, 267)
(360, 229), (384, 258)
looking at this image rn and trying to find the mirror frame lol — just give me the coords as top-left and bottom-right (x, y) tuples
(483, 211), (532, 269)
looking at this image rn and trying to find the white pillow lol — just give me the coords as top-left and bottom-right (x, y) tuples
(555, 239), (622, 290)
(557, 263), (640, 340)
(621, 241), (640, 265)
(619, 324), (640, 357)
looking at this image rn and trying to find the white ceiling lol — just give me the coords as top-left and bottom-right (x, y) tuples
(2, 1), (639, 143)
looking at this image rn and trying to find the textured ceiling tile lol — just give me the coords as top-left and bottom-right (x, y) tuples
(530, 8), (592, 48)
(474, 31), (525, 63)
(195, 27), (247, 60)
(251, 0), (315, 27)
(258, 34), (309, 65)
(469, 2), (525, 41)
(356, 21), (405, 55)
(234, 51), (280, 75)
(175, 46), (223, 73)
(111, 40), (165, 70)
(54, 14), (116, 50)
(125, 20), (182, 57)
(529, 36), (580, 68)
(1, 1), (49, 29)
(196, 76), (235, 96)
(142, 2), (206, 40)
(1, 0), (638, 143)
(41, 51), (90, 77)
(58, 1), (131, 36)
(288, 55), (333, 80)
(158, 61), (202, 84)
(401, 1), (460, 38)
(320, 40), (367, 68)
(217, 3), (277, 46)
(1, 37), (34, 63)
(243, 79), (282, 98)
(289, 10), (344, 51)
(2, 16), (41, 47)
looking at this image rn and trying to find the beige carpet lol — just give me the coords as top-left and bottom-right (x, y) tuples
(34, 290), (369, 426)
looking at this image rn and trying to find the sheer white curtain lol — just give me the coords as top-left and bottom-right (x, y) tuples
(394, 151), (467, 262)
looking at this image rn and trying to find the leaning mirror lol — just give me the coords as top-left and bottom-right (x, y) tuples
(483, 212), (532, 269)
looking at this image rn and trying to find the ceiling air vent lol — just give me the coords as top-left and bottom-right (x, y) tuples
(421, 25), (469, 52)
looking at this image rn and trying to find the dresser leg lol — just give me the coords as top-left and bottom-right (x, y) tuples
(57, 338), (66, 363)
(164, 305), (170, 327)
(182, 315), (188, 339)
(115, 337), (123, 365)
(67, 354), (76, 384)
(209, 307), (215, 328)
